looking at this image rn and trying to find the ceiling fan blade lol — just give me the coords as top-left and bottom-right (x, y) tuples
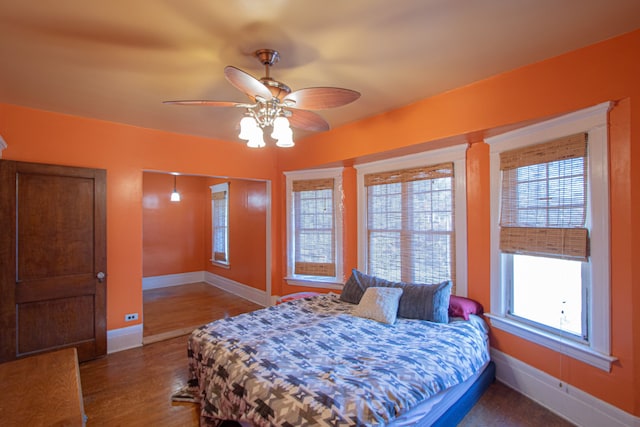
(284, 87), (361, 110)
(224, 66), (273, 101)
(287, 109), (330, 132)
(163, 100), (239, 107)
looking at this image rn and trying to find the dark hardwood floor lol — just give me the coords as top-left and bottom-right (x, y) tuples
(78, 284), (575, 426)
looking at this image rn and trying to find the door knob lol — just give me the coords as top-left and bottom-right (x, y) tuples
(96, 272), (106, 282)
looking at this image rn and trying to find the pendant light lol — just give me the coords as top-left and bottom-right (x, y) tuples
(170, 174), (181, 202)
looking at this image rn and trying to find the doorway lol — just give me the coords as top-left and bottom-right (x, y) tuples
(141, 171), (270, 342)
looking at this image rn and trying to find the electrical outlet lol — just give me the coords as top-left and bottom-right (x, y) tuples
(124, 313), (138, 322)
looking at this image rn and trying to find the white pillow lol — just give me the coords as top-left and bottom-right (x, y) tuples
(352, 287), (403, 324)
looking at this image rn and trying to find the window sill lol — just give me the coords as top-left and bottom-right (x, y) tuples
(485, 313), (617, 372)
(285, 276), (344, 290)
(210, 260), (230, 269)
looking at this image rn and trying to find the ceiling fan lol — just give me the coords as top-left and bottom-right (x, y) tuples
(163, 49), (361, 147)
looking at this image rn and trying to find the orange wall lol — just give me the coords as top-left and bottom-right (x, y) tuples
(275, 30), (640, 415)
(204, 178), (268, 291)
(142, 172), (206, 277)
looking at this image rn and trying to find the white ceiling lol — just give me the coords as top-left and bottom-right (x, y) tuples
(1, 0), (639, 143)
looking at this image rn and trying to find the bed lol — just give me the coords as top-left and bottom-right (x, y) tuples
(184, 277), (492, 427)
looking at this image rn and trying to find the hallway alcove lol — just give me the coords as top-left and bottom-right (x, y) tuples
(141, 171), (269, 343)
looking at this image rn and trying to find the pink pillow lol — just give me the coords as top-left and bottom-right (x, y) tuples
(276, 292), (321, 304)
(448, 295), (484, 320)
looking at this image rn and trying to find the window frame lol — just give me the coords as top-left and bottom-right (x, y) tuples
(355, 144), (468, 296)
(284, 167), (344, 288)
(210, 182), (229, 267)
(486, 102), (616, 371)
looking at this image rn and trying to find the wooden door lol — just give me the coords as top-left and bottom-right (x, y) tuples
(0, 160), (107, 363)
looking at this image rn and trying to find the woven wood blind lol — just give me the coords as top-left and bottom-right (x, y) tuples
(499, 133), (589, 261)
(292, 178), (336, 277)
(364, 162), (456, 292)
(212, 191), (226, 201)
(294, 262), (336, 277)
(292, 178), (334, 192)
(364, 163), (454, 186)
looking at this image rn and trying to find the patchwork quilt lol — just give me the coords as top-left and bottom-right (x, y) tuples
(187, 293), (489, 427)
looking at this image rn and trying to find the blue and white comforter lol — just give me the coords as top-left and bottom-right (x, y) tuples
(187, 293), (489, 427)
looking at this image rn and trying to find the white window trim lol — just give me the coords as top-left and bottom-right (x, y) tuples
(354, 143), (468, 296)
(485, 101), (616, 371)
(284, 167), (344, 288)
(210, 182), (229, 267)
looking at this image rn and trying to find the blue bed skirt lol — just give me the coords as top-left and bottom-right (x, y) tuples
(431, 360), (496, 427)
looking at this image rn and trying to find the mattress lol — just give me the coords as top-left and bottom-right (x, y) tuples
(187, 293), (490, 426)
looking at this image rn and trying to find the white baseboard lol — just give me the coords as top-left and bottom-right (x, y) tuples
(204, 271), (269, 307)
(491, 348), (639, 427)
(142, 271), (205, 290)
(107, 324), (143, 353)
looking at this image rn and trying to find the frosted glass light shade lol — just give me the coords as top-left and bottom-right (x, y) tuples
(270, 116), (290, 140)
(170, 174), (181, 202)
(239, 116), (259, 140)
(275, 128), (295, 147)
(246, 130), (266, 148)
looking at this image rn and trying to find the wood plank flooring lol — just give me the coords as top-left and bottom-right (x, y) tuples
(143, 282), (263, 344)
(80, 335), (198, 426)
(78, 283), (575, 426)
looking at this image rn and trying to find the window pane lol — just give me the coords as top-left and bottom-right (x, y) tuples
(368, 231), (401, 281)
(293, 186), (335, 274)
(298, 231), (332, 262)
(213, 210), (227, 253)
(368, 184), (402, 230)
(211, 186), (229, 264)
(214, 229), (226, 252)
(411, 233), (451, 283)
(505, 158), (586, 228)
(511, 255), (582, 336)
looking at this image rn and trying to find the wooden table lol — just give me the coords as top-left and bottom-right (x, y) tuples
(0, 347), (86, 426)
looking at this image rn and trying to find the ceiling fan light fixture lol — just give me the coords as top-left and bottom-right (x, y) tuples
(270, 116), (290, 140)
(275, 127), (295, 148)
(238, 115), (259, 140)
(246, 130), (266, 148)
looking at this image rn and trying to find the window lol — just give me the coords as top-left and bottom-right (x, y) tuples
(486, 102), (615, 371)
(355, 144), (468, 295)
(285, 168), (343, 287)
(210, 183), (229, 266)
(501, 133), (589, 338)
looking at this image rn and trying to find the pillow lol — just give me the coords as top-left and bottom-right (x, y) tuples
(397, 280), (451, 323)
(340, 270), (367, 304)
(352, 287), (403, 324)
(341, 269), (452, 323)
(276, 292), (321, 304)
(448, 295), (484, 320)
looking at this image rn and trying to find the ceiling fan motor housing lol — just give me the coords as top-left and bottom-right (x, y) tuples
(254, 49), (291, 100)
(260, 78), (291, 100)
